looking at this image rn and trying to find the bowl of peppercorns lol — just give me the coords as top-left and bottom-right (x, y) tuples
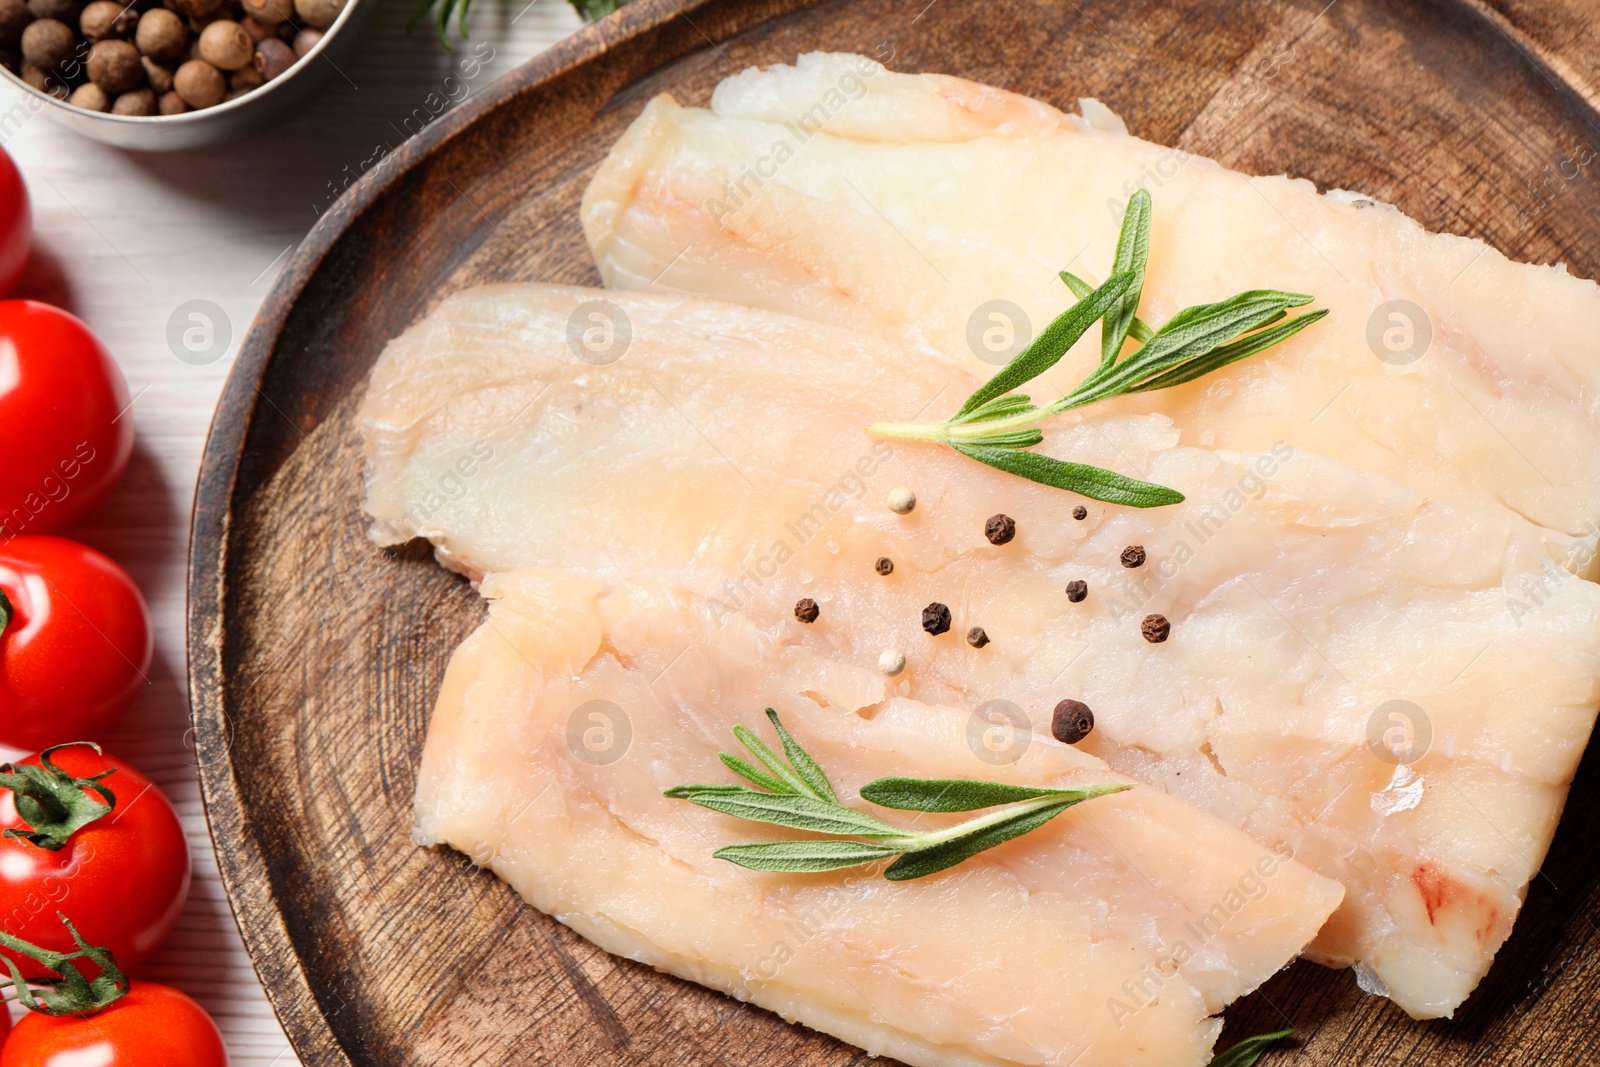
(0, 0), (370, 149)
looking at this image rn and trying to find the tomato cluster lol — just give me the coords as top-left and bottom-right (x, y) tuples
(0, 148), (228, 1064)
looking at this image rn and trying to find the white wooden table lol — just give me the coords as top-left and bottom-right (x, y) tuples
(2, 2), (580, 1060)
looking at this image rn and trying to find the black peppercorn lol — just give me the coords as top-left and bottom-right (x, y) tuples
(1141, 614), (1170, 643)
(1120, 545), (1146, 568)
(1052, 699), (1094, 744)
(874, 556), (894, 576)
(1065, 580), (1087, 603)
(794, 598), (819, 624)
(921, 601), (951, 636)
(985, 513), (1016, 545)
(1072, 505), (1087, 521)
(966, 626), (989, 648)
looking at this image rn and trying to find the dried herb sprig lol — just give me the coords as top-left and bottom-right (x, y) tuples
(1207, 1029), (1294, 1067)
(867, 189), (1327, 507)
(665, 709), (1128, 880)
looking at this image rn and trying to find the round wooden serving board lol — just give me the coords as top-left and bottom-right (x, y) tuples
(187, 1), (1600, 1063)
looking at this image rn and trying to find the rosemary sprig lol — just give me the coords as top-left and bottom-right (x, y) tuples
(868, 189), (1328, 506)
(1207, 1029), (1294, 1067)
(665, 709), (1129, 880)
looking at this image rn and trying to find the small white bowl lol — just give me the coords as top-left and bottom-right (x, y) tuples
(0, 0), (371, 151)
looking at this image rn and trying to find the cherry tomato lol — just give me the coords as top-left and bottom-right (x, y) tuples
(0, 537), (152, 749)
(0, 149), (28, 297)
(0, 981), (226, 1067)
(0, 746), (189, 977)
(0, 301), (133, 537)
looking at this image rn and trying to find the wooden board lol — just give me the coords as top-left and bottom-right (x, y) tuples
(185, 1), (1600, 1063)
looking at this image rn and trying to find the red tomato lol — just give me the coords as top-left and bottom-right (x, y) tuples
(0, 536), (152, 749)
(0, 149), (28, 297)
(0, 746), (189, 977)
(0, 301), (133, 537)
(0, 981), (226, 1067)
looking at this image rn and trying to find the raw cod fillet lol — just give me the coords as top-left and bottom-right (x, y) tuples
(576, 54), (1600, 1017)
(364, 287), (1350, 1067)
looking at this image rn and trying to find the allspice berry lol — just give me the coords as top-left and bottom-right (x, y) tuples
(873, 556), (894, 576)
(20, 17), (74, 70)
(966, 626), (989, 649)
(794, 598), (820, 624)
(20, 62), (63, 96)
(0, 0), (33, 47)
(228, 61), (258, 88)
(79, 0), (133, 39)
(196, 18), (249, 68)
(238, 0), (290, 24)
(140, 54), (171, 91)
(1051, 699), (1094, 745)
(290, 25), (319, 55)
(134, 7), (184, 59)
(292, 0), (342, 29)
(24, 0), (76, 23)
(157, 87), (187, 113)
(237, 13), (269, 40)
(87, 38), (141, 93)
(67, 80), (107, 109)
(164, 0), (220, 20)
(251, 33), (290, 79)
(110, 86), (155, 114)
(172, 56), (222, 107)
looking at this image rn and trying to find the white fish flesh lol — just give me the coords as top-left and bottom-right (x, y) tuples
(577, 54), (1600, 1018)
(364, 287), (1346, 1067)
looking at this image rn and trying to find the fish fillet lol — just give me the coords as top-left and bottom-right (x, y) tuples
(576, 54), (1600, 1017)
(364, 287), (1348, 1066)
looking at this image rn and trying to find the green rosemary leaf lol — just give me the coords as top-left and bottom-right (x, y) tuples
(681, 789), (907, 838)
(719, 753), (794, 794)
(1061, 270), (1153, 343)
(569, 0), (620, 18)
(965, 428), (1046, 449)
(734, 725), (821, 799)
(884, 796), (1080, 880)
(955, 394), (1038, 424)
(663, 784), (752, 799)
(765, 708), (836, 803)
(1129, 309), (1329, 394)
(1103, 188), (1151, 367)
(714, 839), (905, 873)
(1206, 1030), (1294, 1067)
(1066, 289), (1312, 408)
(955, 271), (1136, 419)
(861, 777), (1128, 812)
(952, 443), (1184, 507)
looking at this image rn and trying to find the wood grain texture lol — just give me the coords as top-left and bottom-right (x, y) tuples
(187, 1), (1600, 1064)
